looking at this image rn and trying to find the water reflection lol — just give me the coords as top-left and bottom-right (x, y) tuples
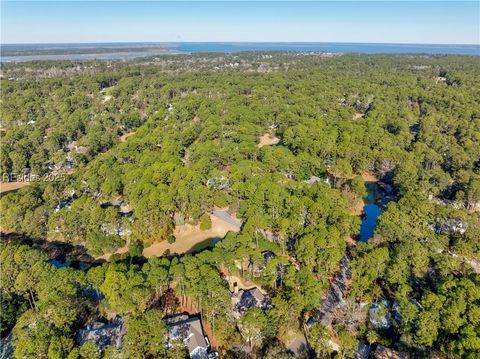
(359, 182), (383, 242)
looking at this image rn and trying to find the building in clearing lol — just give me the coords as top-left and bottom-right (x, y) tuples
(165, 314), (210, 359)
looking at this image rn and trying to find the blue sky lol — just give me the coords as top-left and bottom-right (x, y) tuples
(2, 1), (479, 44)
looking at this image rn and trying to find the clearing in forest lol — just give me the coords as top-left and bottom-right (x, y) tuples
(258, 130), (280, 148)
(350, 199), (365, 216)
(326, 169), (379, 183)
(0, 181), (31, 194)
(143, 213), (240, 257)
(220, 265), (266, 293)
(360, 172), (378, 182)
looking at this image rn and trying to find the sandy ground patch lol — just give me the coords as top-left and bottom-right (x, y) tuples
(353, 112), (365, 119)
(258, 132), (280, 148)
(283, 331), (309, 357)
(119, 131), (136, 142)
(219, 264), (267, 294)
(229, 274), (267, 294)
(224, 270), (262, 292)
(350, 199), (365, 216)
(143, 214), (240, 258)
(102, 95), (113, 103)
(327, 168), (379, 183)
(345, 236), (358, 247)
(361, 172), (379, 182)
(0, 181), (31, 194)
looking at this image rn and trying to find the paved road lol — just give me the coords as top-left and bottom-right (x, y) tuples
(212, 210), (243, 229)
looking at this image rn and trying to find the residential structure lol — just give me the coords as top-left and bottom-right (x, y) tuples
(231, 287), (270, 318)
(165, 314), (210, 359)
(76, 317), (125, 352)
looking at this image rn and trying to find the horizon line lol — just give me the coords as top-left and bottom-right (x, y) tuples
(2, 41), (479, 47)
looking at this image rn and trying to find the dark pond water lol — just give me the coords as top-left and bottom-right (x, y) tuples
(359, 203), (382, 242)
(188, 237), (223, 254)
(359, 182), (383, 242)
(49, 258), (90, 270)
(49, 258), (70, 268)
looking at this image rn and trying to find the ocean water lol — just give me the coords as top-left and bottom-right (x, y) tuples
(173, 42), (479, 55)
(1, 42), (478, 62)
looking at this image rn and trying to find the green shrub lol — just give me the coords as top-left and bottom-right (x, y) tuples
(199, 214), (212, 231)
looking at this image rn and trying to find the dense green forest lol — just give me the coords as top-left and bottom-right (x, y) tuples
(1, 53), (479, 358)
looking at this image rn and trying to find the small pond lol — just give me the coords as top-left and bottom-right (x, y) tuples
(49, 258), (90, 270)
(187, 237), (223, 254)
(359, 203), (382, 242)
(359, 182), (388, 242)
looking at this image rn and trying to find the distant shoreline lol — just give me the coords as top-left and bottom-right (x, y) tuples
(1, 42), (478, 62)
(1, 46), (176, 57)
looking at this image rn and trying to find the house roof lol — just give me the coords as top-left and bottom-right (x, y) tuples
(232, 287), (269, 318)
(355, 341), (371, 359)
(287, 333), (309, 356)
(166, 315), (209, 357)
(369, 300), (392, 330)
(374, 345), (409, 359)
(76, 317), (125, 351)
(249, 287), (265, 302)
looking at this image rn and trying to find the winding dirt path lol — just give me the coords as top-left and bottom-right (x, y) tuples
(119, 131), (136, 142)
